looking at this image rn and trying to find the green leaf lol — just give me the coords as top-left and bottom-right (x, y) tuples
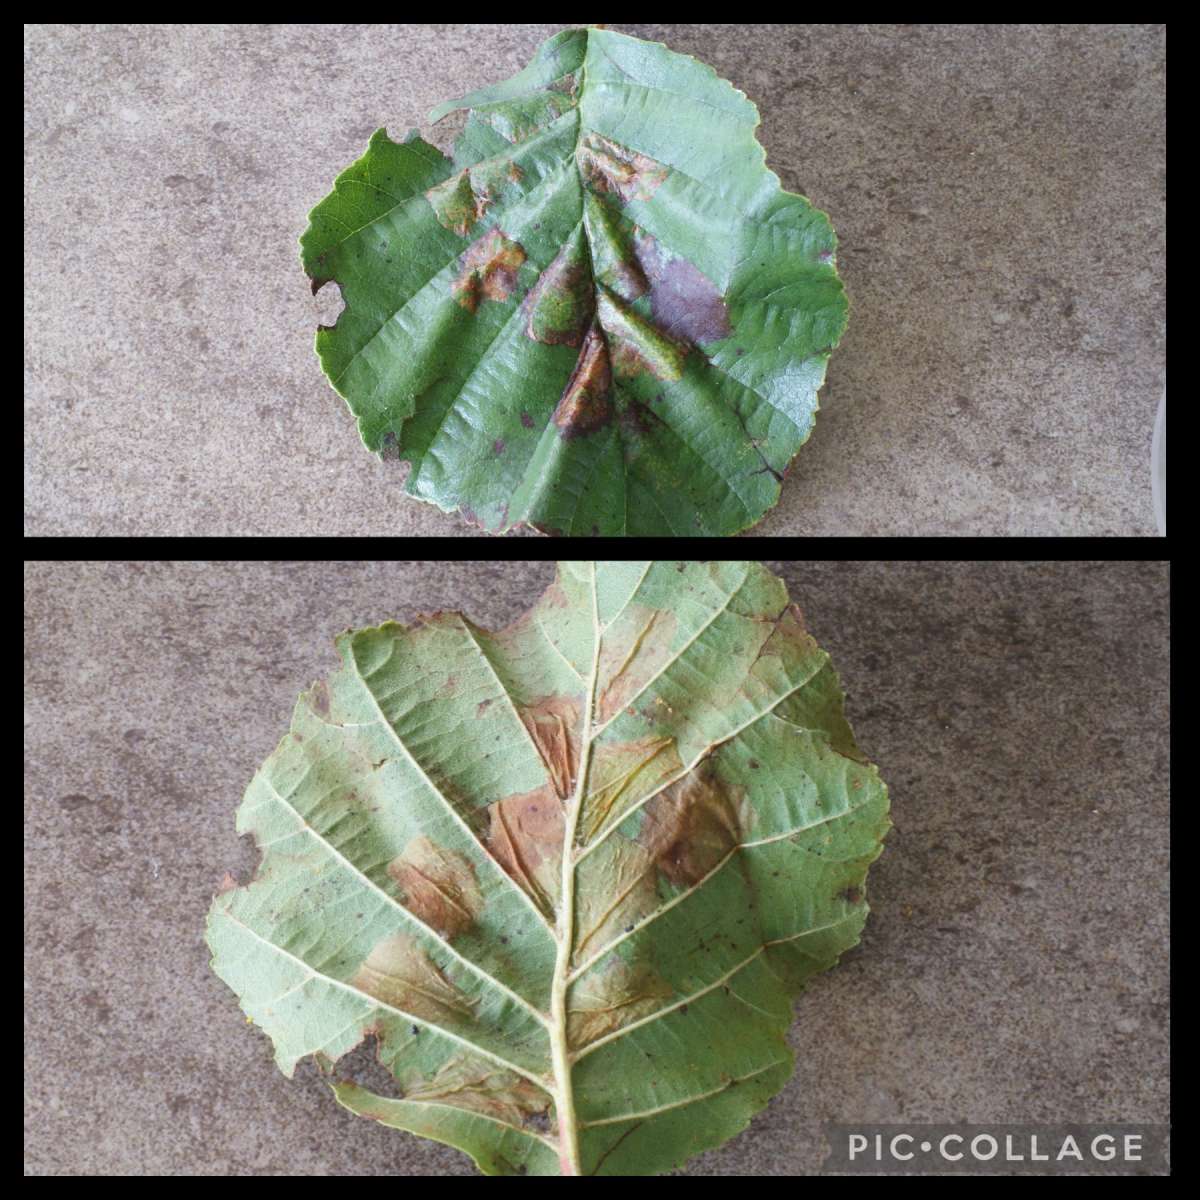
(206, 561), (888, 1176)
(300, 28), (849, 537)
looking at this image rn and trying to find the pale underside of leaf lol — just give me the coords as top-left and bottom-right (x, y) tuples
(299, 28), (849, 537)
(206, 561), (889, 1175)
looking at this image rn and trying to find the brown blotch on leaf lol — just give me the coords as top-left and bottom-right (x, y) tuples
(582, 733), (684, 842)
(751, 604), (822, 675)
(523, 238), (595, 347)
(553, 324), (614, 439)
(578, 133), (669, 203)
(483, 785), (566, 914)
(597, 604), (679, 723)
(387, 837), (483, 941)
(634, 233), (731, 345)
(572, 835), (660, 965)
(568, 955), (675, 1047)
(637, 761), (746, 889)
(428, 161), (524, 238)
(352, 932), (474, 1022)
(519, 695), (580, 800)
(399, 1057), (553, 1128)
(452, 229), (527, 313)
(585, 197), (649, 303)
(596, 288), (687, 382)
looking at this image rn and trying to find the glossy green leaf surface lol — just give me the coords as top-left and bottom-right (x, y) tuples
(300, 28), (849, 536)
(206, 562), (888, 1175)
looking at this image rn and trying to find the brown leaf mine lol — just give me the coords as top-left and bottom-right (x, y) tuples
(483, 785), (565, 913)
(596, 289), (686, 381)
(597, 604), (680, 722)
(399, 1057), (553, 1128)
(428, 161), (524, 237)
(582, 734), (684, 842)
(636, 762), (747, 889)
(452, 229), (527, 313)
(577, 133), (669, 203)
(552, 324), (614, 439)
(633, 232), (731, 345)
(524, 235), (595, 347)
(387, 837), (483, 941)
(568, 955), (675, 1047)
(352, 933), (474, 1022)
(519, 696), (580, 800)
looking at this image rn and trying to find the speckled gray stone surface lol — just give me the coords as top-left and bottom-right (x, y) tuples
(23, 24), (1164, 537)
(24, 560), (1169, 1174)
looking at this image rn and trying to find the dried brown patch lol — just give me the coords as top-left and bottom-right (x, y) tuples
(582, 733), (684, 842)
(597, 604), (679, 723)
(427, 161), (524, 238)
(567, 955), (675, 1048)
(387, 837), (483, 941)
(452, 229), (526, 313)
(636, 762), (747, 889)
(577, 133), (669, 203)
(634, 232), (731, 345)
(483, 785), (565, 914)
(399, 1057), (553, 1128)
(552, 324), (614, 439)
(352, 933), (474, 1022)
(519, 695), (580, 799)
